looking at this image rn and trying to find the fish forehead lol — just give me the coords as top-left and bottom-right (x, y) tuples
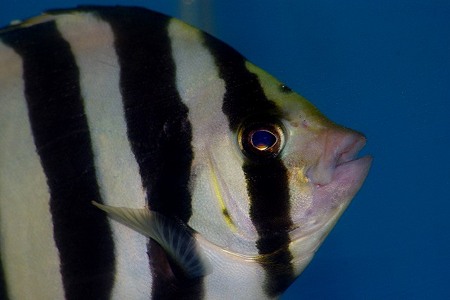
(0, 5), (370, 300)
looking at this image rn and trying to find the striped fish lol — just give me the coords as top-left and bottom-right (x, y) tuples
(0, 6), (372, 300)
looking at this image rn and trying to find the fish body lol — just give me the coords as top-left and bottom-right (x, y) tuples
(0, 6), (371, 299)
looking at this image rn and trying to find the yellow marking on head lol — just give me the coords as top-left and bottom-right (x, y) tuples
(18, 14), (56, 28)
(169, 17), (202, 41)
(209, 160), (237, 232)
(294, 166), (310, 184)
(288, 166), (314, 200)
(0, 14), (56, 34)
(245, 61), (334, 130)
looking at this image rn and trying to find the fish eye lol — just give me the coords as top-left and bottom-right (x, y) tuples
(238, 121), (285, 160)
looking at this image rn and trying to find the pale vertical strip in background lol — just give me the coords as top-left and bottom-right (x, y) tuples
(178, 0), (216, 34)
(56, 14), (151, 299)
(0, 42), (64, 299)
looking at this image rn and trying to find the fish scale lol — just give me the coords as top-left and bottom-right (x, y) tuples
(0, 6), (371, 299)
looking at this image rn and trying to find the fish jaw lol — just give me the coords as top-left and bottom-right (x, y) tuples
(286, 126), (372, 275)
(306, 127), (372, 211)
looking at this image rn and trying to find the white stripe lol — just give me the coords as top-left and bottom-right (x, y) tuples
(0, 41), (64, 299)
(56, 14), (152, 299)
(169, 20), (258, 253)
(168, 18), (259, 253)
(197, 234), (270, 299)
(168, 19), (267, 298)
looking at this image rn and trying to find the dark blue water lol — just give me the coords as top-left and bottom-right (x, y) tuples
(1, 1), (449, 299)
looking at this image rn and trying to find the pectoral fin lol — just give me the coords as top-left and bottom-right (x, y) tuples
(92, 201), (210, 278)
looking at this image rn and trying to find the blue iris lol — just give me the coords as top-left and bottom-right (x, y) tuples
(251, 130), (277, 150)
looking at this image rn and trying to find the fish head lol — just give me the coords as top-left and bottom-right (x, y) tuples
(243, 63), (372, 273)
(189, 60), (372, 281)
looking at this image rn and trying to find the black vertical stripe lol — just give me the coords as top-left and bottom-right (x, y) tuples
(204, 33), (296, 296)
(0, 251), (9, 300)
(244, 162), (295, 296)
(89, 7), (203, 299)
(1, 21), (115, 299)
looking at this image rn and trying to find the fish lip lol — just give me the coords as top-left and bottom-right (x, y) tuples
(335, 154), (372, 184)
(315, 154), (372, 191)
(335, 134), (367, 168)
(306, 133), (369, 187)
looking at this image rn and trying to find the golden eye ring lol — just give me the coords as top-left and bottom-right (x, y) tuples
(238, 121), (285, 160)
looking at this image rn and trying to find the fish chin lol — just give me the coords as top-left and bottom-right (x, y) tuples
(314, 155), (372, 210)
(288, 154), (372, 274)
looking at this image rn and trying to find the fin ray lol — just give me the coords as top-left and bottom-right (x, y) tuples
(92, 201), (210, 278)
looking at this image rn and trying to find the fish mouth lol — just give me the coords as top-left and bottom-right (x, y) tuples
(314, 136), (372, 197)
(308, 130), (372, 191)
(336, 134), (369, 169)
(324, 154), (372, 196)
(289, 130), (372, 241)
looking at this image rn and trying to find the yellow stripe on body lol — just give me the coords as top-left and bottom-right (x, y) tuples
(208, 159), (237, 232)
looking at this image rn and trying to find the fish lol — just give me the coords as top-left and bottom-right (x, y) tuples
(0, 5), (372, 300)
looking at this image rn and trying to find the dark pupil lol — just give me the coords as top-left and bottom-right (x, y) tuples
(251, 130), (277, 151)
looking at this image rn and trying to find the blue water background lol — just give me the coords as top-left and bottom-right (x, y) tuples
(1, 1), (448, 299)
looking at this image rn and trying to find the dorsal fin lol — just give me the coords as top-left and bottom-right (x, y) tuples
(92, 201), (210, 278)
